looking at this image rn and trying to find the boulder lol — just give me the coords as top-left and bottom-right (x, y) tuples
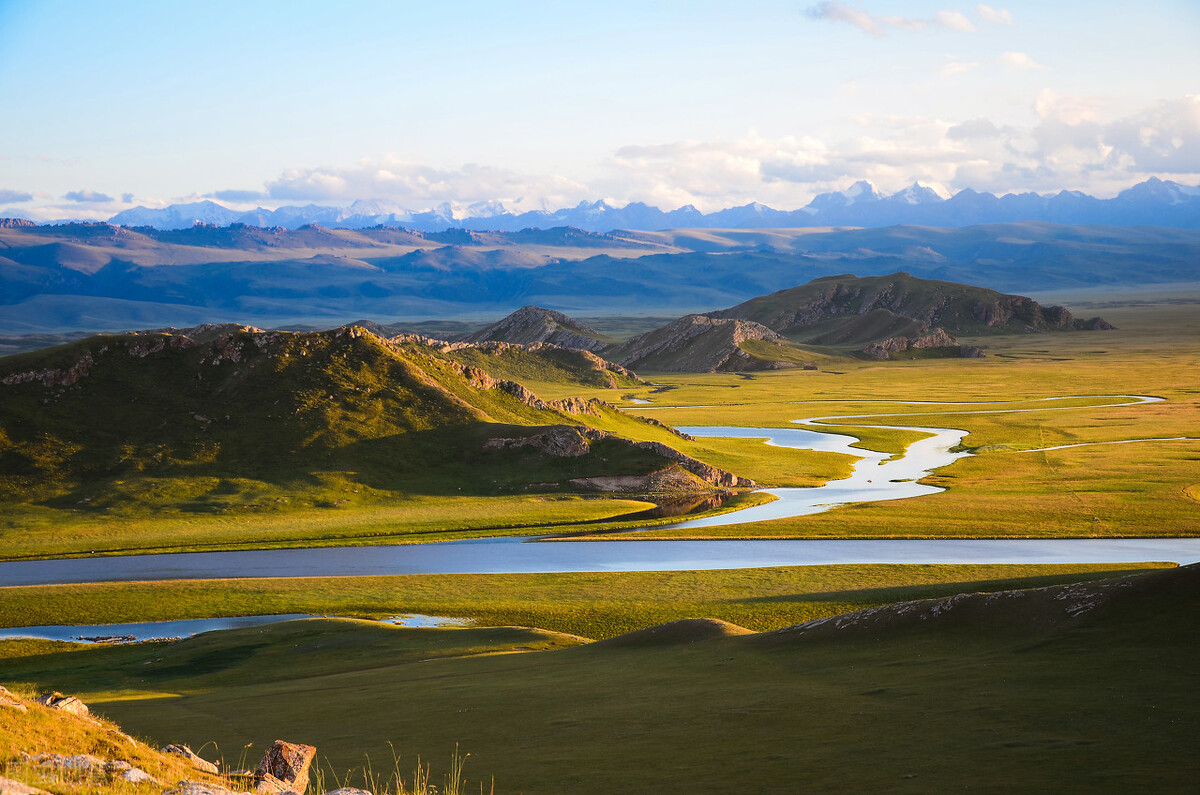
(253, 740), (316, 795)
(29, 753), (103, 773)
(322, 789), (373, 795)
(117, 768), (160, 785)
(160, 745), (219, 775)
(164, 782), (239, 795)
(34, 692), (89, 717)
(0, 776), (49, 795)
(0, 686), (27, 713)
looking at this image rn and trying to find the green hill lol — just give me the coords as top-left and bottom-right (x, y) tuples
(0, 325), (740, 522)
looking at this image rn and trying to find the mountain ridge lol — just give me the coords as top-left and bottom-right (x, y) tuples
(9, 177), (1198, 232)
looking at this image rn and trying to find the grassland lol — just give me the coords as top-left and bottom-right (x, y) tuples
(2, 563), (1195, 793)
(544, 300), (1200, 539)
(0, 563), (1166, 639)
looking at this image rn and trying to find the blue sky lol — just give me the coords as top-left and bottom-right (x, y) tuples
(2, 0), (1198, 219)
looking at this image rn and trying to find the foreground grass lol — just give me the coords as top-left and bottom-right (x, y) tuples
(0, 563), (1170, 640)
(1, 563), (1195, 793)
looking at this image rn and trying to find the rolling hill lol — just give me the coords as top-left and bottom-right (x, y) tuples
(0, 325), (747, 519)
(460, 305), (613, 351)
(714, 272), (1112, 339)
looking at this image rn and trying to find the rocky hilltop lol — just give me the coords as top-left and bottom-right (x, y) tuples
(713, 272), (1113, 341)
(461, 305), (612, 352)
(606, 314), (794, 373)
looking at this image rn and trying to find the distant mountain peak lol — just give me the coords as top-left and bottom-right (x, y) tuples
(95, 176), (1200, 232)
(893, 181), (951, 204)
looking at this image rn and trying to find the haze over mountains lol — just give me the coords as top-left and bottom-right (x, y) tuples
(24, 177), (1200, 231)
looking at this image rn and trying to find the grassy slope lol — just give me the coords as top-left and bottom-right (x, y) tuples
(0, 686), (233, 795)
(1, 563), (1194, 793)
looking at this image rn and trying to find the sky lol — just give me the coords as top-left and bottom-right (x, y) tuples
(1, 0), (1198, 220)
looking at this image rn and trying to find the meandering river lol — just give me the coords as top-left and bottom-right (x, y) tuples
(2, 394), (1194, 589)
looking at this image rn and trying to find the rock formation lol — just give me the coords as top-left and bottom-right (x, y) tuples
(252, 740), (316, 795)
(609, 314), (786, 372)
(160, 745), (219, 775)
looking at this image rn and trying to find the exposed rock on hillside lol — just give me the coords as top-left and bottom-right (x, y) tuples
(609, 314), (787, 372)
(253, 740), (316, 795)
(463, 305), (610, 352)
(34, 692), (90, 717)
(860, 327), (986, 360)
(160, 745), (218, 774)
(485, 424), (752, 489)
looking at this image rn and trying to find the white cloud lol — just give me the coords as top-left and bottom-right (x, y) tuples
(1034, 89), (1103, 125)
(1103, 95), (1200, 173)
(946, 117), (1006, 140)
(936, 10), (977, 33)
(0, 189), (33, 203)
(265, 157), (589, 213)
(805, 2), (980, 36)
(63, 189), (114, 203)
(939, 55), (981, 75)
(998, 51), (1046, 71)
(976, 4), (1013, 25)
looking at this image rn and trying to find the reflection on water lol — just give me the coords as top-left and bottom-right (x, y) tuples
(0, 613), (475, 643)
(629, 493), (736, 519)
(659, 424), (968, 530)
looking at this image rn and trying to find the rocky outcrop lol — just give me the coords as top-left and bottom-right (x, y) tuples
(610, 314), (785, 373)
(34, 692), (90, 717)
(253, 740), (316, 795)
(0, 686), (27, 713)
(160, 745), (219, 775)
(463, 306), (609, 352)
(165, 783), (239, 795)
(1076, 316), (1116, 330)
(861, 328), (987, 360)
(0, 776), (48, 795)
(484, 425), (603, 458)
(484, 424), (750, 489)
(631, 441), (755, 488)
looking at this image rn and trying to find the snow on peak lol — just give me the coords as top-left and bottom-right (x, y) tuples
(893, 181), (952, 204)
(844, 180), (883, 203)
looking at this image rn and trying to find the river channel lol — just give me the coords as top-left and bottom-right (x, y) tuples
(2, 395), (1194, 588)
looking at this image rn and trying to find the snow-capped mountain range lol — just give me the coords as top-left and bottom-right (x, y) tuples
(66, 177), (1200, 231)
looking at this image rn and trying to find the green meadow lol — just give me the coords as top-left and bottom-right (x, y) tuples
(0, 563), (1166, 638)
(1, 564), (1196, 794)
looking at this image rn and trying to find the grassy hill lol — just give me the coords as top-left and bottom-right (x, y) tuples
(2, 563), (1194, 793)
(0, 325), (740, 539)
(715, 272), (1112, 344)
